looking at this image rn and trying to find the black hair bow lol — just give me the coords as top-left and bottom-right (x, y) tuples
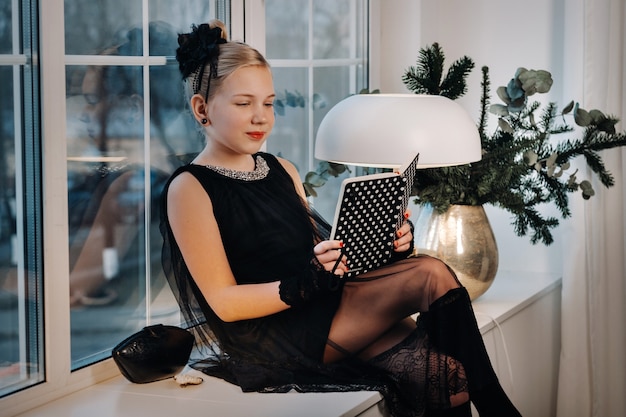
(176, 24), (227, 83)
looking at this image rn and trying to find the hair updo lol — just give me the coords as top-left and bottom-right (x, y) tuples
(176, 19), (270, 103)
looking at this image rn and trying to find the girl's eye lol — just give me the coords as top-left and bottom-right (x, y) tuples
(265, 102), (274, 107)
(236, 102), (250, 106)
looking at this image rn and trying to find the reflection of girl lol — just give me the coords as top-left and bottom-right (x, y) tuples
(68, 22), (196, 307)
(160, 20), (522, 417)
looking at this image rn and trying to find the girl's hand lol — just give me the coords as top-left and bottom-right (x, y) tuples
(313, 240), (348, 276)
(394, 211), (414, 253)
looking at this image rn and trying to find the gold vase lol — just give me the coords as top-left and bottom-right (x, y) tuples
(413, 204), (498, 300)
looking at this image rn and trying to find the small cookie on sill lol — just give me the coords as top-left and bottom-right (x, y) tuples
(174, 373), (204, 387)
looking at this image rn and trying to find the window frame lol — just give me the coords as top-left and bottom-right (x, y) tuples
(0, 1), (379, 414)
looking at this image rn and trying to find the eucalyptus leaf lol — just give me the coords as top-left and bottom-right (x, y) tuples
(525, 69), (553, 94)
(562, 100), (574, 114)
(573, 103), (592, 126)
(498, 118), (514, 134)
(312, 93), (326, 110)
(274, 99), (285, 116)
(304, 171), (326, 187)
(328, 162), (348, 176)
(523, 150), (538, 165)
(285, 91), (297, 107)
(496, 86), (510, 104)
(580, 180), (595, 198)
(567, 173), (578, 187)
(489, 103), (509, 116)
(589, 109), (606, 123)
(303, 182), (317, 198)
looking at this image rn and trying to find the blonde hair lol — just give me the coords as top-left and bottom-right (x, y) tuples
(183, 19), (270, 103)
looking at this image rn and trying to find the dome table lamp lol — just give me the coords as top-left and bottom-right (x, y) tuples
(314, 94), (481, 168)
(314, 93), (496, 300)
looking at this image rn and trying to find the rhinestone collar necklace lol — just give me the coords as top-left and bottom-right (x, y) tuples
(202, 155), (269, 181)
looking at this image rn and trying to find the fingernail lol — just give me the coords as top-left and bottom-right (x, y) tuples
(339, 241), (344, 248)
(397, 230), (403, 237)
(404, 212), (410, 219)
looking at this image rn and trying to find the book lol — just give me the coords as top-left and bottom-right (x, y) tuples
(330, 153), (419, 278)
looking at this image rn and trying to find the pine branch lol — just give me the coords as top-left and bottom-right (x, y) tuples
(439, 56), (475, 99)
(403, 44), (626, 245)
(402, 43), (474, 99)
(478, 66), (491, 139)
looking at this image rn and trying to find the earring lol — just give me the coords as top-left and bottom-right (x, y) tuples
(201, 118), (208, 125)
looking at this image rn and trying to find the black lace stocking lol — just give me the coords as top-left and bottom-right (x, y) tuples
(367, 327), (469, 416)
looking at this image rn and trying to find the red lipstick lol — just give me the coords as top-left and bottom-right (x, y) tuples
(247, 131), (265, 140)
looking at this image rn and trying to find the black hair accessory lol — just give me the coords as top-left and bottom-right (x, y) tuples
(176, 24), (227, 100)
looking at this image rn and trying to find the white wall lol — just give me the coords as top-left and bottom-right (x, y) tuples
(376, 0), (570, 275)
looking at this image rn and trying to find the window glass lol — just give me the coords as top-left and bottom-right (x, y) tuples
(0, 0), (44, 398)
(313, 0), (357, 59)
(0, 3), (11, 53)
(311, 66), (360, 218)
(265, 0), (368, 222)
(268, 67), (309, 175)
(64, 0), (143, 55)
(64, 0), (217, 370)
(149, 0), (215, 48)
(265, 0), (308, 60)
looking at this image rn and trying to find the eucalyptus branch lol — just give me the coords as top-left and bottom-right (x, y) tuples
(402, 43), (626, 245)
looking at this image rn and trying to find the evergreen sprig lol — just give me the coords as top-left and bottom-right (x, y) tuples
(406, 44), (626, 245)
(402, 43), (474, 99)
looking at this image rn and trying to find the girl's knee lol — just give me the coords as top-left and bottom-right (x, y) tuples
(417, 256), (460, 301)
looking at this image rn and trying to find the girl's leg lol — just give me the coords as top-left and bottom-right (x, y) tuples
(323, 255), (521, 416)
(323, 256), (469, 414)
(323, 256), (460, 363)
(421, 287), (522, 417)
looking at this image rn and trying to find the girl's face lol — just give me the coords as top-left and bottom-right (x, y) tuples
(205, 65), (276, 157)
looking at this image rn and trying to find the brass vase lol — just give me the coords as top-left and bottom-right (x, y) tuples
(413, 204), (498, 300)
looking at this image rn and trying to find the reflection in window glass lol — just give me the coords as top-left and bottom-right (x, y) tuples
(265, 0), (308, 60)
(268, 67), (309, 175)
(0, 2), (11, 54)
(0, 0), (44, 398)
(149, 0), (215, 46)
(313, 0), (355, 59)
(64, 0), (143, 55)
(312, 66), (358, 219)
(64, 2), (216, 370)
(266, 0), (368, 221)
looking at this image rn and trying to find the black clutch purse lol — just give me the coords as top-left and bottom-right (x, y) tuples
(112, 324), (194, 384)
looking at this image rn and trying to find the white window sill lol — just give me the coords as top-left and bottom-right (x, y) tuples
(16, 271), (561, 417)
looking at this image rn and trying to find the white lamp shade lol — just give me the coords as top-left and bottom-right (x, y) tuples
(315, 94), (482, 168)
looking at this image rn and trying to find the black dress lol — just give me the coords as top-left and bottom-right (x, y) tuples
(160, 152), (384, 391)
(160, 152), (471, 416)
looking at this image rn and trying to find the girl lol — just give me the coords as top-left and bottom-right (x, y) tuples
(160, 20), (522, 417)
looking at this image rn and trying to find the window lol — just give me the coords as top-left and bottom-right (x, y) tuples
(264, 0), (369, 220)
(0, 0), (44, 398)
(63, 0), (225, 370)
(0, 0), (370, 411)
